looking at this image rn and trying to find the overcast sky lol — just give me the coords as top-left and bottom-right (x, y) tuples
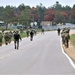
(0, 0), (75, 8)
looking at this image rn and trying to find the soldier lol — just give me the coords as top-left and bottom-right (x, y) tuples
(57, 28), (61, 36)
(64, 33), (70, 48)
(9, 31), (13, 43)
(4, 32), (10, 45)
(41, 28), (44, 34)
(0, 32), (3, 46)
(61, 28), (70, 48)
(13, 31), (22, 50)
(30, 30), (34, 41)
(61, 31), (65, 45)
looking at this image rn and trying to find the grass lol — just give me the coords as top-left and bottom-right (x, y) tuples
(1, 28), (42, 45)
(20, 31), (27, 38)
(70, 34), (75, 46)
(2, 31), (27, 44)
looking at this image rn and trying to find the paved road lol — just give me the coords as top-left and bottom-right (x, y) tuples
(0, 31), (75, 75)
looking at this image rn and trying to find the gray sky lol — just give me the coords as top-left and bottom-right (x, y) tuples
(0, 0), (75, 8)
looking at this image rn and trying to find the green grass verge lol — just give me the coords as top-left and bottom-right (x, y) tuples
(2, 31), (27, 44)
(1, 29), (42, 45)
(70, 34), (75, 45)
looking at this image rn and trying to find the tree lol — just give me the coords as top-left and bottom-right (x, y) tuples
(53, 1), (62, 11)
(0, 6), (4, 21)
(4, 6), (17, 22)
(70, 5), (75, 24)
(17, 3), (25, 11)
(54, 11), (64, 24)
(3, 6), (17, 29)
(20, 7), (32, 26)
(62, 5), (71, 11)
(44, 8), (55, 21)
(36, 3), (46, 27)
(30, 7), (39, 27)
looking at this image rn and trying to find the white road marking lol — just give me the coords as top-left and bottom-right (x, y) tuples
(0, 41), (35, 60)
(60, 37), (75, 69)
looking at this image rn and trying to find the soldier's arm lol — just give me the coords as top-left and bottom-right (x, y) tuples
(19, 34), (22, 40)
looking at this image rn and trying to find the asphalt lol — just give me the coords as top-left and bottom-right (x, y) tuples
(0, 31), (75, 75)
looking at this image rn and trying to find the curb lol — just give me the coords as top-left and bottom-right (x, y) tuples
(60, 38), (75, 69)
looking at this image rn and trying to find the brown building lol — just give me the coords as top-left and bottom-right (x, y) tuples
(40, 21), (52, 26)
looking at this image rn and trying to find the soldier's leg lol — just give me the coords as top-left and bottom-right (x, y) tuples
(17, 41), (19, 49)
(31, 35), (33, 41)
(14, 40), (16, 49)
(64, 39), (68, 48)
(30, 36), (32, 41)
(66, 39), (69, 48)
(0, 43), (2, 46)
(5, 40), (8, 45)
(58, 32), (60, 36)
(63, 37), (66, 47)
(0, 40), (2, 46)
(9, 38), (11, 44)
(62, 38), (65, 45)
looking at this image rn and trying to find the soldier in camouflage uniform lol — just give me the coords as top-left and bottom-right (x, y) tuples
(13, 31), (22, 49)
(64, 32), (70, 48)
(61, 28), (70, 48)
(4, 32), (10, 45)
(41, 28), (44, 34)
(0, 32), (3, 46)
(61, 31), (65, 45)
(9, 31), (13, 43)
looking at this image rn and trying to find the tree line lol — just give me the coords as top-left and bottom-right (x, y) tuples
(0, 1), (75, 28)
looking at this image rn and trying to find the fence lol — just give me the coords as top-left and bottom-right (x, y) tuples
(42, 24), (75, 30)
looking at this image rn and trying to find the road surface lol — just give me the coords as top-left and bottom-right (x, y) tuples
(0, 31), (75, 75)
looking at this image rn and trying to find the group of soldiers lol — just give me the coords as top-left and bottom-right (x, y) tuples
(61, 28), (70, 48)
(0, 28), (70, 48)
(0, 30), (22, 49)
(0, 31), (13, 46)
(0, 29), (38, 47)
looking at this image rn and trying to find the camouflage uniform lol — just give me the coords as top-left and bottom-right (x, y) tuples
(41, 28), (44, 34)
(4, 32), (10, 45)
(9, 31), (13, 43)
(0, 32), (3, 46)
(64, 33), (70, 48)
(13, 31), (22, 49)
(61, 28), (70, 48)
(61, 32), (65, 45)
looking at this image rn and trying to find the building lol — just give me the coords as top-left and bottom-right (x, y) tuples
(40, 21), (52, 26)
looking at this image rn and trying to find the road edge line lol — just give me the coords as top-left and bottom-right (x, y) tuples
(60, 38), (75, 69)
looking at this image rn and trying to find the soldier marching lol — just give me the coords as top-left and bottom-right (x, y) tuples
(4, 32), (11, 45)
(61, 27), (70, 48)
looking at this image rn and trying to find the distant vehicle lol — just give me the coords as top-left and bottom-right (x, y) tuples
(0, 21), (4, 26)
(17, 24), (23, 29)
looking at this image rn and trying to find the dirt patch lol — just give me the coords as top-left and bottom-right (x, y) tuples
(63, 32), (75, 62)
(63, 42), (75, 62)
